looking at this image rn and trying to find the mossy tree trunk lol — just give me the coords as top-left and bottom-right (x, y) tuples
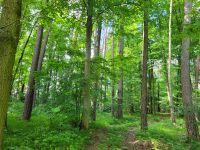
(0, 0), (22, 148)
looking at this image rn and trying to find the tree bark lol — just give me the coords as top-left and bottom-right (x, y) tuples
(22, 26), (44, 120)
(81, 0), (94, 129)
(148, 61), (153, 114)
(0, 0), (22, 148)
(103, 28), (108, 102)
(117, 25), (124, 119)
(181, 0), (199, 140)
(152, 62), (155, 114)
(141, 0), (149, 130)
(92, 22), (101, 121)
(111, 35), (115, 117)
(194, 56), (200, 90)
(34, 28), (50, 103)
(167, 0), (176, 123)
(157, 82), (161, 112)
(37, 28), (50, 71)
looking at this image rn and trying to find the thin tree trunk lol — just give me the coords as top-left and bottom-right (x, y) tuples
(194, 56), (199, 90)
(111, 35), (115, 117)
(0, 0), (22, 148)
(141, 0), (149, 130)
(34, 28), (50, 103)
(104, 84), (107, 100)
(92, 22), (101, 121)
(167, 0), (176, 123)
(148, 63), (153, 114)
(181, 0), (199, 140)
(103, 28), (107, 58)
(157, 82), (161, 112)
(152, 69), (155, 114)
(117, 25), (124, 119)
(22, 26), (44, 120)
(103, 28), (108, 102)
(44, 68), (52, 103)
(81, 0), (94, 129)
(176, 55), (182, 103)
(194, 56), (200, 121)
(37, 28), (50, 71)
(12, 21), (36, 88)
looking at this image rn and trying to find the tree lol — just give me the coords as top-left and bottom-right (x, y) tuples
(117, 25), (124, 119)
(141, 0), (149, 130)
(12, 21), (36, 88)
(37, 28), (51, 71)
(92, 21), (101, 121)
(0, 0), (22, 148)
(167, 0), (176, 123)
(111, 35), (115, 117)
(81, 0), (94, 129)
(23, 26), (44, 120)
(194, 56), (200, 90)
(181, 0), (199, 140)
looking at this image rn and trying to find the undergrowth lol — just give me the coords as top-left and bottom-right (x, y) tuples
(4, 103), (200, 150)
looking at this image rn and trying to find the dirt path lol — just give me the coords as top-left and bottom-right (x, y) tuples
(85, 127), (153, 150)
(84, 128), (107, 150)
(122, 127), (153, 150)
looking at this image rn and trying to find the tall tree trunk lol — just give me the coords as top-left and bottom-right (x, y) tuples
(194, 56), (200, 121)
(194, 56), (199, 90)
(103, 28), (108, 102)
(141, 0), (149, 130)
(81, 0), (94, 129)
(181, 0), (199, 140)
(157, 82), (161, 112)
(37, 28), (50, 71)
(35, 28), (50, 103)
(167, 0), (176, 123)
(22, 26), (44, 120)
(152, 68), (155, 114)
(111, 35), (115, 117)
(0, 0), (22, 148)
(117, 25), (124, 119)
(92, 22), (101, 121)
(148, 62), (153, 114)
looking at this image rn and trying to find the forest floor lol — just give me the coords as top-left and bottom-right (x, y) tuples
(3, 102), (200, 150)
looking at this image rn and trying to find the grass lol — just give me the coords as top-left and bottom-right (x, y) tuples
(135, 118), (200, 150)
(4, 104), (200, 150)
(4, 103), (93, 150)
(5, 113), (92, 149)
(91, 113), (200, 150)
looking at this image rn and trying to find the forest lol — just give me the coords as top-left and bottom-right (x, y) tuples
(0, 0), (200, 149)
